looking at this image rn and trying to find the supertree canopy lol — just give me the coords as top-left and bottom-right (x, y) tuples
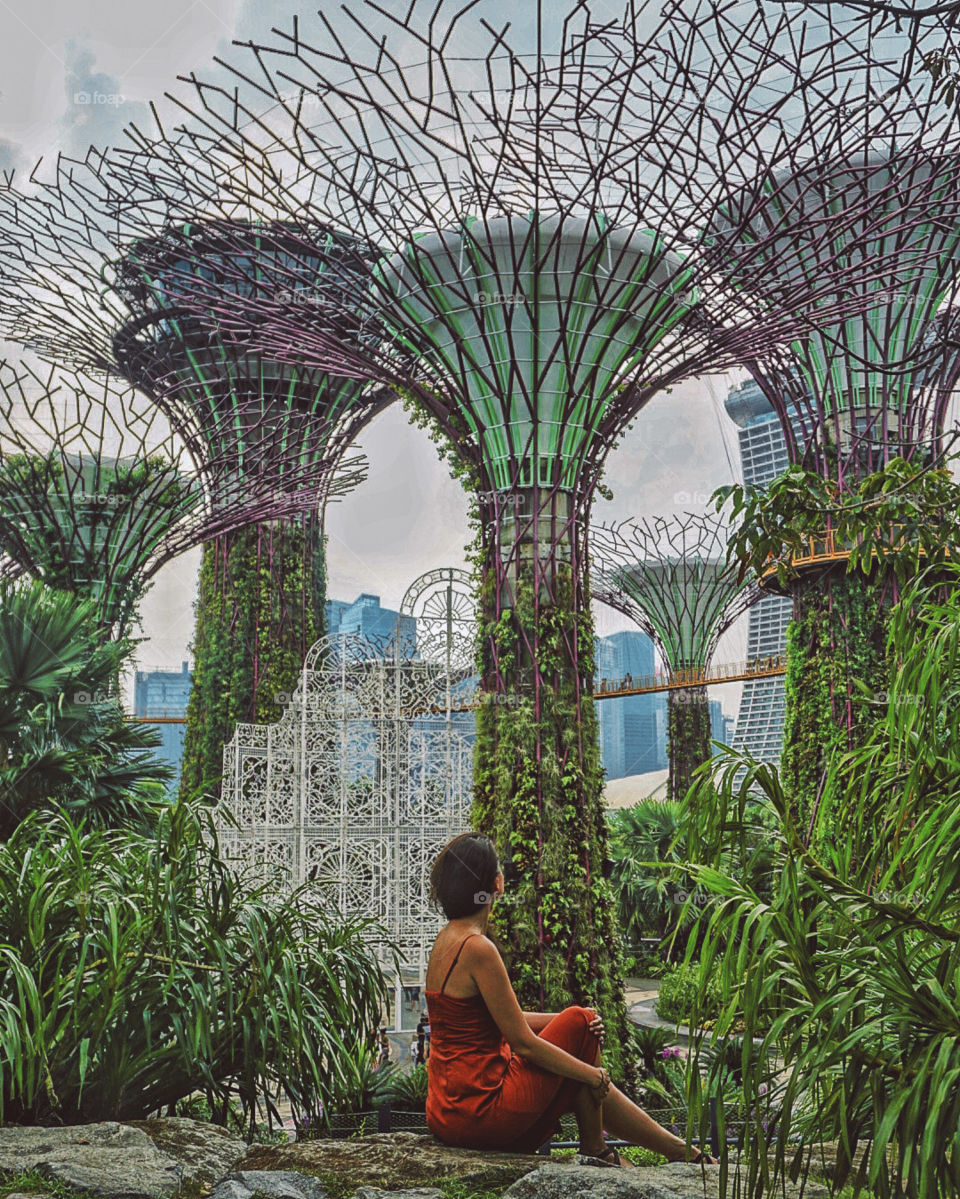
(114, 0), (953, 1085)
(0, 358), (284, 643)
(591, 514), (760, 803)
(0, 159), (386, 800)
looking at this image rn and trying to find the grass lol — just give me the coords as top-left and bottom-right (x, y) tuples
(306, 1173), (504, 1199)
(0, 1172), (100, 1199)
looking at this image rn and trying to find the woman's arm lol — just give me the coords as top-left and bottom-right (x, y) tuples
(524, 1012), (558, 1033)
(465, 938), (600, 1085)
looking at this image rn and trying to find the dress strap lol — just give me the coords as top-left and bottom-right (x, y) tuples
(439, 932), (481, 995)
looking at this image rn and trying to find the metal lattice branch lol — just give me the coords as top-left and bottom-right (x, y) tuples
(0, 359), (364, 636)
(591, 513), (762, 675)
(606, 0), (960, 483)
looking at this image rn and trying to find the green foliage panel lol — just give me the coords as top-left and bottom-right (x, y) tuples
(180, 516), (326, 800)
(472, 557), (637, 1094)
(0, 581), (171, 839)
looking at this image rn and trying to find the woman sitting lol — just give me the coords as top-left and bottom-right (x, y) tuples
(424, 832), (717, 1167)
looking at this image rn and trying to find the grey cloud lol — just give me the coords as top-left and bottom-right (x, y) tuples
(58, 39), (150, 157)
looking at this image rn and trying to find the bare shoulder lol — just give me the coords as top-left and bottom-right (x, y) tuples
(464, 934), (503, 970)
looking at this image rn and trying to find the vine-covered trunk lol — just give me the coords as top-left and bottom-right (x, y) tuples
(180, 513), (326, 800)
(471, 487), (637, 1093)
(780, 570), (889, 844)
(666, 685), (712, 803)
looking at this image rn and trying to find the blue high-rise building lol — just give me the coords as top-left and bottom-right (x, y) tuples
(133, 661), (192, 791)
(594, 631), (667, 779)
(724, 379), (805, 765)
(326, 593), (417, 652)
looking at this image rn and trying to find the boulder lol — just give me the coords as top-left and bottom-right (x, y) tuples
(128, 1117), (246, 1185)
(210, 1169), (332, 1199)
(236, 1131), (544, 1191)
(503, 1161), (830, 1199)
(0, 1123), (182, 1199)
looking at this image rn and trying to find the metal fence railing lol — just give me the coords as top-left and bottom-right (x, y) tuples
(308, 1100), (742, 1157)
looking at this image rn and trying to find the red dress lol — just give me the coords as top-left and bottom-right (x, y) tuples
(424, 932), (599, 1153)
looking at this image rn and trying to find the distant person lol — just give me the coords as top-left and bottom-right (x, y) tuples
(422, 832), (717, 1167)
(410, 1036), (419, 1066)
(377, 1029), (392, 1070)
(416, 1015), (426, 1065)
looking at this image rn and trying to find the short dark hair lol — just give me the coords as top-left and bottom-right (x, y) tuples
(429, 832), (499, 919)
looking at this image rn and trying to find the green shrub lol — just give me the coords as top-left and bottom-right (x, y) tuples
(384, 1063), (429, 1111)
(0, 800), (398, 1129)
(655, 960), (723, 1025)
(682, 561), (960, 1198)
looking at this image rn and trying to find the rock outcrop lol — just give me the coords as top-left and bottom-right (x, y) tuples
(236, 1131), (541, 1192)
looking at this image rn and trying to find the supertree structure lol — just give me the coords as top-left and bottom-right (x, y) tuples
(591, 514), (760, 803)
(0, 155), (387, 799)
(0, 356), (323, 643)
(597, 0), (960, 825)
(115, 0), (949, 1083)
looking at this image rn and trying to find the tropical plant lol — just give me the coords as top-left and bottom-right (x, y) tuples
(678, 563), (960, 1199)
(606, 799), (690, 947)
(384, 1063), (430, 1111)
(334, 1041), (396, 1115)
(0, 799), (398, 1131)
(655, 959), (724, 1026)
(0, 581), (171, 838)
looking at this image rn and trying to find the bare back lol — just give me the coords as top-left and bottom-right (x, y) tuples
(425, 925), (484, 998)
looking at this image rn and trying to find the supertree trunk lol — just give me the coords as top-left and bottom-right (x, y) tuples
(667, 686), (712, 803)
(180, 512), (326, 799)
(780, 570), (890, 842)
(471, 489), (636, 1092)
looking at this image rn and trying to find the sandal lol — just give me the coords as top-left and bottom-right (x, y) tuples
(579, 1146), (634, 1168)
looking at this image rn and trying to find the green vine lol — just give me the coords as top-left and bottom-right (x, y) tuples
(780, 573), (887, 844)
(180, 516), (325, 800)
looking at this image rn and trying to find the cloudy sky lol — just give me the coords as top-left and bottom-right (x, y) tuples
(0, 0), (752, 718)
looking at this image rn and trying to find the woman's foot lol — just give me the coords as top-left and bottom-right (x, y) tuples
(670, 1147), (718, 1165)
(580, 1144), (636, 1168)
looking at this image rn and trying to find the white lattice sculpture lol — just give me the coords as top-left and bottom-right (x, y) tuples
(218, 571), (477, 1028)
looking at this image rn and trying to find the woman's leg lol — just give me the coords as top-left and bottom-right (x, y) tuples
(572, 1039), (606, 1157)
(598, 1083), (700, 1162)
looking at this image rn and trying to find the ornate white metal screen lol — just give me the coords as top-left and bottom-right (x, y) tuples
(217, 568), (478, 1029)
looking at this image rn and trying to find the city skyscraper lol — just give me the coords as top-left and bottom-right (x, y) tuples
(325, 593), (417, 651)
(724, 378), (803, 765)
